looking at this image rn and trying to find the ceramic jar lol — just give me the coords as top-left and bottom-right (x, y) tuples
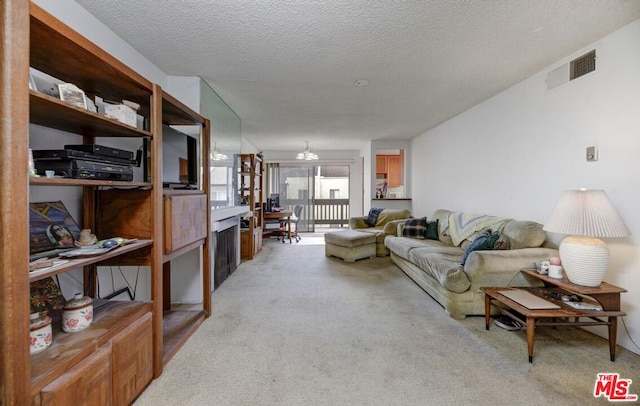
(62, 293), (93, 333)
(30, 312), (53, 355)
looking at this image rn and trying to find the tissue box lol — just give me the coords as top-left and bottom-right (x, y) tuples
(104, 103), (137, 127)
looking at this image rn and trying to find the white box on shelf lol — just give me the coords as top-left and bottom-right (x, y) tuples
(104, 103), (137, 127)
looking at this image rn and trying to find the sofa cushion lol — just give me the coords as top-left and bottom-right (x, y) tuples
(402, 217), (427, 239)
(385, 236), (448, 258)
(325, 230), (376, 247)
(366, 207), (384, 227)
(375, 209), (411, 227)
(408, 248), (470, 293)
(502, 220), (546, 249)
(461, 233), (499, 265)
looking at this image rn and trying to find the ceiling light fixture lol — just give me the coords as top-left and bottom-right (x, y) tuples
(210, 142), (228, 161)
(296, 141), (319, 160)
(355, 79), (369, 87)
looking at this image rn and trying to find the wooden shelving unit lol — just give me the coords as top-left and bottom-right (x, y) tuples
(159, 90), (211, 367)
(0, 2), (210, 403)
(236, 153), (263, 260)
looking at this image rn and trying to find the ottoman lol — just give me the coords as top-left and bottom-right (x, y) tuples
(324, 230), (376, 262)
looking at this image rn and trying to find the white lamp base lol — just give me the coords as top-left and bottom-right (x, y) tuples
(559, 236), (609, 287)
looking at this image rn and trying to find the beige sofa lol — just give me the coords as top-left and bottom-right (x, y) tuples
(384, 209), (559, 319)
(349, 209), (412, 256)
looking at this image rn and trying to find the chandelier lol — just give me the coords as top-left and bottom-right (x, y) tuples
(210, 142), (228, 161)
(296, 141), (319, 160)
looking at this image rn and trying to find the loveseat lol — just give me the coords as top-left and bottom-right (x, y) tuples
(384, 209), (559, 319)
(349, 208), (412, 256)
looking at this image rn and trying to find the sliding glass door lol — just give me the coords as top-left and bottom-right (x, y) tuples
(277, 165), (350, 233)
(279, 166), (313, 232)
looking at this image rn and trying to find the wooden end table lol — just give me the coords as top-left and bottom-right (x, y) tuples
(481, 270), (626, 363)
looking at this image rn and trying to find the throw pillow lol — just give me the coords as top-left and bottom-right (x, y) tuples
(425, 219), (439, 240)
(402, 217), (427, 239)
(366, 207), (384, 227)
(461, 233), (499, 265)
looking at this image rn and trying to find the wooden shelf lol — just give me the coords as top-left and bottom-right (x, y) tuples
(30, 4), (152, 116)
(30, 301), (151, 396)
(29, 176), (150, 188)
(161, 310), (205, 366)
(29, 240), (152, 282)
(236, 154), (263, 261)
(1, 3), (211, 403)
(30, 91), (152, 138)
(161, 91), (206, 125)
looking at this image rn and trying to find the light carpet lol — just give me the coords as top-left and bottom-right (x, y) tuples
(135, 237), (639, 405)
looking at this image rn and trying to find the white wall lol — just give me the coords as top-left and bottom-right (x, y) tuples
(412, 20), (640, 354)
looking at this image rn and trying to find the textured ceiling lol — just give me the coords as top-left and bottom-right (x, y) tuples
(76, 0), (640, 151)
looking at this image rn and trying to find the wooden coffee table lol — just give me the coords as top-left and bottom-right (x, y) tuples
(482, 270), (626, 363)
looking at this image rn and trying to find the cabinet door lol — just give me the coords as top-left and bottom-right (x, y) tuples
(164, 193), (207, 253)
(111, 312), (153, 405)
(375, 156), (388, 174)
(387, 155), (402, 187)
(40, 345), (112, 406)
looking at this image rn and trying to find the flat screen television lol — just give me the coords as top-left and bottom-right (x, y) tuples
(144, 124), (198, 188)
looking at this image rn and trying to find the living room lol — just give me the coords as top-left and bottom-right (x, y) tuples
(3, 0), (640, 404)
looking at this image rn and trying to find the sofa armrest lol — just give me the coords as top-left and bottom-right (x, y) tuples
(464, 247), (559, 287)
(349, 216), (369, 229)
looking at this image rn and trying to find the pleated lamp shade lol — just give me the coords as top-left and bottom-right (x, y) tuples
(543, 189), (630, 286)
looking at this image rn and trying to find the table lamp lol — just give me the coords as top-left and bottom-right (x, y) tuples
(543, 189), (630, 287)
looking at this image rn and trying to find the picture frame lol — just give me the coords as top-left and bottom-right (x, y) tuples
(58, 83), (87, 109)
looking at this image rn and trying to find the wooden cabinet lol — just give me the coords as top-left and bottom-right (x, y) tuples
(375, 155), (388, 174)
(387, 155), (402, 187)
(111, 312), (153, 405)
(375, 152), (404, 188)
(39, 345), (113, 406)
(31, 302), (152, 405)
(237, 154), (263, 260)
(0, 3), (209, 403)
(163, 192), (208, 255)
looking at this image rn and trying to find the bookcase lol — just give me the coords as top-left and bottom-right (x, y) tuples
(0, 2), (210, 404)
(237, 154), (264, 260)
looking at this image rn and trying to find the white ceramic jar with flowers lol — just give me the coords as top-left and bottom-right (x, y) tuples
(30, 312), (53, 354)
(62, 293), (93, 333)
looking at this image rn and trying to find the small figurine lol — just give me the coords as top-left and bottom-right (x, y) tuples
(75, 229), (97, 247)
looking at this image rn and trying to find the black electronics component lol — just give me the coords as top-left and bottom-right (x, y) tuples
(33, 149), (137, 166)
(64, 144), (135, 161)
(35, 159), (134, 181)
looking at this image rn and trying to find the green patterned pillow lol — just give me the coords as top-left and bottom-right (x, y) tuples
(425, 219), (439, 240)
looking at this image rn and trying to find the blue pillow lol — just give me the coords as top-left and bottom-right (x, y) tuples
(461, 233), (499, 265)
(366, 207), (384, 227)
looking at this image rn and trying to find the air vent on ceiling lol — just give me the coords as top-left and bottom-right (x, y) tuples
(546, 49), (597, 90)
(570, 50), (596, 81)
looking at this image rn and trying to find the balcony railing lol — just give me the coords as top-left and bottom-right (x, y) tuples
(281, 198), (349, 228)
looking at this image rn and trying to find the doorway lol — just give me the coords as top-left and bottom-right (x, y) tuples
(277, 165), (350, 232)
